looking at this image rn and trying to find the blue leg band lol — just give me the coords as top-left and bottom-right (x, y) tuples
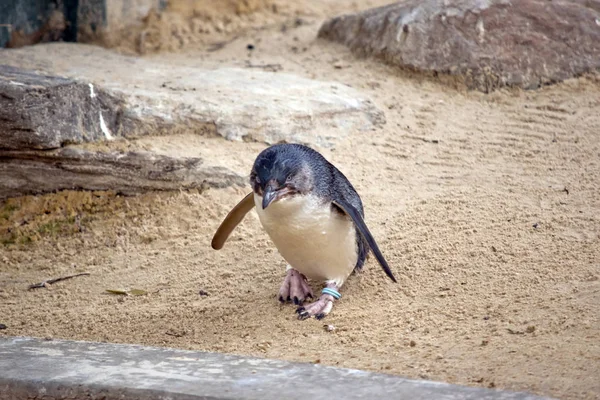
(322, 287), (341, 300)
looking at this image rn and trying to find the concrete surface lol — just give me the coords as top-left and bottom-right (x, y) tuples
(0, 336), (553, 400)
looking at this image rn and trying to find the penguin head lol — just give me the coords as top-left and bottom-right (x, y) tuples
(250, 144), (314, 209)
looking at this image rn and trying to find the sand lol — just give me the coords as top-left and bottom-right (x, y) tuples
(1, 1), (599, 399)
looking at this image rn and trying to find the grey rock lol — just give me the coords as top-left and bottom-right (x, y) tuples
(0, 336), (554, 400)
(318, 0), (600, 92)
(1, 43), (384, 148)
(0, 64), (127, 150)
(0, 43), (382, 198)
(0, 63), (235, 199)
(0, 147), (244, 200)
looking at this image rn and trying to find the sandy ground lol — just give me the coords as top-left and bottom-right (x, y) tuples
(1, 1), (600, 399)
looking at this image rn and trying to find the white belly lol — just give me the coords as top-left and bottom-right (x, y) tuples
(254, 193), (357, 286)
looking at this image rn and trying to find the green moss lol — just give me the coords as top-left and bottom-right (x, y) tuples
(37, 220), (64, 235)
(0, 202), (20, 221)
(0, 232), (17, 246)
(3, 203), (19, 212)
(18, 235), (33, 244)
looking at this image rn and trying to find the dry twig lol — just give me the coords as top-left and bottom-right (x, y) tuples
(244, 61), (283, 72)
(28, 272), (90, 290)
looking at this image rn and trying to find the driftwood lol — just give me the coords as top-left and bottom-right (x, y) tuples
(0, 147), (245, 199)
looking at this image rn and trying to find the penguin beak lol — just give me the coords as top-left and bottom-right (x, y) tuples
(262, 187), (277, 209)
(262, 184), (293, 209)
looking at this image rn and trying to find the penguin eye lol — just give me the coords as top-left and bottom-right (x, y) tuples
(285, 175), (292, 183)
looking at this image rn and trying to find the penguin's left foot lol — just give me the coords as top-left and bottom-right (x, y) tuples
(296, 284), (340, 320)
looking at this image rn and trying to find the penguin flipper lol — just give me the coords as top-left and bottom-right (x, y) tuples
(332, 199), (396, 283)
(211, 192), (255, 250)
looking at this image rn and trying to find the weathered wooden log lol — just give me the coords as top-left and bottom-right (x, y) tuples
(0, 147), (245, 199)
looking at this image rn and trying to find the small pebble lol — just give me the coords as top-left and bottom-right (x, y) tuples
(0, 323), (7, 330)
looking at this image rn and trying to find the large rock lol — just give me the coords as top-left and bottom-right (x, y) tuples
(0, 63), (247, 199)
(0, 43), (382, 199)
(0, 63), (244, 199)
(0, 65), (127, 150)
(318, 0), (600, 92)
(1, 43), (384, 148)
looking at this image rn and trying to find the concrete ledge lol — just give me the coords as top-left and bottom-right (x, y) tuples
(0, 337), (551, 400)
